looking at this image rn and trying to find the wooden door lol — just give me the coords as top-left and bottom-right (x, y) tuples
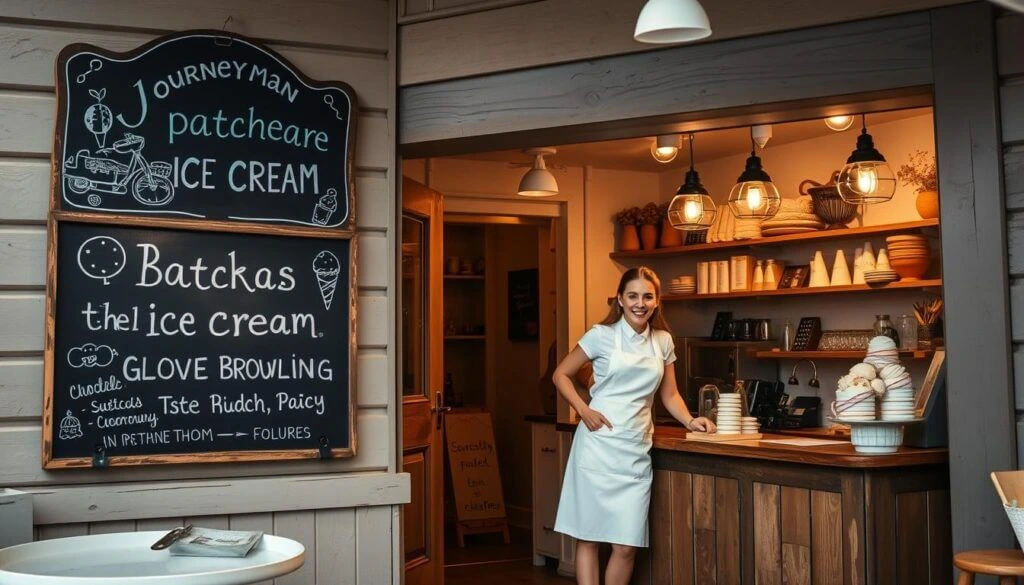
(402, 177), (445, 585)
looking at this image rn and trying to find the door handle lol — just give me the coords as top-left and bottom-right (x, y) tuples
(431, 391), (452, 430)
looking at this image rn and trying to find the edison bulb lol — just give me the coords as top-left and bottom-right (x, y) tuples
(746, 185), (763, 211)
(856, 166), (878, 194)
(683, 199), (701, 221)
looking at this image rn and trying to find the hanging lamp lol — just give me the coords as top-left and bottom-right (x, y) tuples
(667, 133), (716, 231)
(517, 148), (558, 197)
(836, 115), (896, 204)
(824, 115), (855, 131)
(727, 130), (781, 219)
(634, 0), (712, 44)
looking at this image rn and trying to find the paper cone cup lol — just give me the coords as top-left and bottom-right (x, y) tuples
(831, 249), (852, 286)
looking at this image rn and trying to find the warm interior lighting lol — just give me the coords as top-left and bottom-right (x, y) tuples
(517, 148), (558, 197)
(836, 115), (897, 204)
(651, 134), (680, 163)
(667, 133), (716, 231)
(634, 0), (712, 44)
(727, 129), (781, 220)
(825, 115), (855, 131)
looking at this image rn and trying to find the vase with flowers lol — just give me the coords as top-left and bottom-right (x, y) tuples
(615, 206), (641, 251)
(639, 202), (661, 250)
(897, 150), (939, 219)
(658, 201), (682, 247)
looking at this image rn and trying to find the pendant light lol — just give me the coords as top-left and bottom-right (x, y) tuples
(727, 130), (781, 219)
(651, 134), (680, 163)
(836, 115), (896, 204)
(667, 133), (716, 231)
(634, 0), (712, 44)
(517, 148), (558, 197)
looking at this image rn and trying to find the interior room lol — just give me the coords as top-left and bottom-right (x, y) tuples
(403, 103), (943, 582)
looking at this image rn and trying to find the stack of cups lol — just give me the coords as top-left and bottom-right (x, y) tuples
(716, 393), (742, 435)
(741, 416), (760, 434)
(833, 387), (876, 420)
(867, 335), (916, 421)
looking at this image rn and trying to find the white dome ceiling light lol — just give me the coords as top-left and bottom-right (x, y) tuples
(517, 148), (559, 197)
(634, 0), (712, 44)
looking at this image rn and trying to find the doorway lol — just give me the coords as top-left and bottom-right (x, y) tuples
(401, 169), (573, 585)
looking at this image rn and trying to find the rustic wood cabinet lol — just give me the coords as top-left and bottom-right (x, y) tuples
(631, 445), (951, 585)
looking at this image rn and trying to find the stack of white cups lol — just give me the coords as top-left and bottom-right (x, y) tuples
(716, 393), (742, 435)
(866, 336), (916, 420)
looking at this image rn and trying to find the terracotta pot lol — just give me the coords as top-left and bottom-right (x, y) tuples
(916, 190), (939, 219)
(640, 224), (659, 250)
(889, 257), (929, 281)
(659, 219), (682, 247)
(619, 224), (640, 251)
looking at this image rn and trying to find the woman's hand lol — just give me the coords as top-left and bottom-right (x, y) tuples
(686, 417), (716, 433)
(580, 406), (613, 432)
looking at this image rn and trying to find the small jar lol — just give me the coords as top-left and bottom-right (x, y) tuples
(781, 320), (794, 351)
(897, 314), (918, 350)
(873, 314), (900, 347)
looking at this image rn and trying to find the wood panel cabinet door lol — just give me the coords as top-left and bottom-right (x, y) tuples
(402, 177), (445, 585)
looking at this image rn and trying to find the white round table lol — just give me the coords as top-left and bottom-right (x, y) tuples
(0, 532), (304, 585)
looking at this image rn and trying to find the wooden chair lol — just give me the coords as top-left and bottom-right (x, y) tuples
(954, 550), (1024, 584)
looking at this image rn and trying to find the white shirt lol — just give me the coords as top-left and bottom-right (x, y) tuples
(577, 318), (676, 386)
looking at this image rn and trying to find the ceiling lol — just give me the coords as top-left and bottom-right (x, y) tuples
(449, 108), (930, 173)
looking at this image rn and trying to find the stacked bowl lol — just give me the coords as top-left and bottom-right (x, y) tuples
(760, 197), (826, 237)
(741, 416), (760, 434)
(715, 393), (743, 435)
(885, 235), (931, 281)
(669, 276), (696, 295)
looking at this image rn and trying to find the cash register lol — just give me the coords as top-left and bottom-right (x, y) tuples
(745, 379), (821, 429)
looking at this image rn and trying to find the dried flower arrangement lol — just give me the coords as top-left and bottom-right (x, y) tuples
(897, 150), (938, 193)
(658, 201), (670, 221)
(639, 202), (661, 225)
(615, 206), (641, 226)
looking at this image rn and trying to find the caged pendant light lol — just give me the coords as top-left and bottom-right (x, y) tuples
(727, 129), (781, 220)
(836, 115), (897, 204)
(667, 133), (716, 231)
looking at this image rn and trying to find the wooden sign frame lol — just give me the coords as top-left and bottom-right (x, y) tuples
(42, 31), (359, 468)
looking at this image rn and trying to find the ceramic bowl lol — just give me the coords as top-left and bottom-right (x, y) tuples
(849, 422), (904, 454)
(889, 257), (929, 280)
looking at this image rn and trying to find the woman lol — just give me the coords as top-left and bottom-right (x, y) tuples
(552, 267), (715, 585)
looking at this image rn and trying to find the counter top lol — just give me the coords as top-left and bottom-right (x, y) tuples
(652, 427), (947, 468)
(553, 420), (946, 468)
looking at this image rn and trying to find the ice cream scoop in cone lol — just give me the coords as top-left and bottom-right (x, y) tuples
(312, 250), (341, 310)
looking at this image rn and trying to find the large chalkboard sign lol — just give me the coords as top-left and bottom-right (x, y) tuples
(54, 31), (356, 229)
(44, 222), (354, 467)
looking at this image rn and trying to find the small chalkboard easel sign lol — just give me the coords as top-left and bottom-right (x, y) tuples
(43, 31), (359, 468)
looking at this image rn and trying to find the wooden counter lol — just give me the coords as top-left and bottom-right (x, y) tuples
(631, 427), (951, 585)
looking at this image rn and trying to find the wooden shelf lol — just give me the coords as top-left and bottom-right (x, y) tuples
(609, 219), (939, 260)
(445, 335), (486, 340)
(444, 274), (485, 280)
(755, 350), (935, 359)
(661, 279), (942, 301)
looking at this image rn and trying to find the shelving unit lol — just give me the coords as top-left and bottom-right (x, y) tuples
(443, 223), (487, 408)
(661, 279), (942, 301)
(755, 350), (935, 359)
(609, 219), (939, 260)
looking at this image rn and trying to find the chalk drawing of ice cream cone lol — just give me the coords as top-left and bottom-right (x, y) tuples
(312, 188), (339, 225)
(312, 250), (341, 310)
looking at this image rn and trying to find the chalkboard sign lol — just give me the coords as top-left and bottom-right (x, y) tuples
(54, 31), (356, 229)
(43, 222), (355, 467)
(444, 413), (506, 522)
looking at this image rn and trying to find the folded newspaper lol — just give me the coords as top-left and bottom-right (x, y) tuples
(167, 526), (264, 557)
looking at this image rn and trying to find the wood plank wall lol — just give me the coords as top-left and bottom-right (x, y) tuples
(0, 2), (404, 582)
(1001, 12), (1024, 459)
(396, 0), (966, 85)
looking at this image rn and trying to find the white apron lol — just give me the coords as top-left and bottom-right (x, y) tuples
(553, 322), (664, 547)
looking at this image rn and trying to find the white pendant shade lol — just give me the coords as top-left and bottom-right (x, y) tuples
(517, 148), (558, 197)
(634, 0), (712, 44)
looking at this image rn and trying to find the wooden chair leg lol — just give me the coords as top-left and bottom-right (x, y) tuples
(997, 577), (1016, 585)
(956, 570), (974, 585)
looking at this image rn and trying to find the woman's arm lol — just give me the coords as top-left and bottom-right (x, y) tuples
(552, 346), (612, 431)
(658, 364), (716, 432)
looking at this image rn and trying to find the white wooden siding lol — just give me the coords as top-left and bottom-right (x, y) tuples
(0, 2), (400, 583)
